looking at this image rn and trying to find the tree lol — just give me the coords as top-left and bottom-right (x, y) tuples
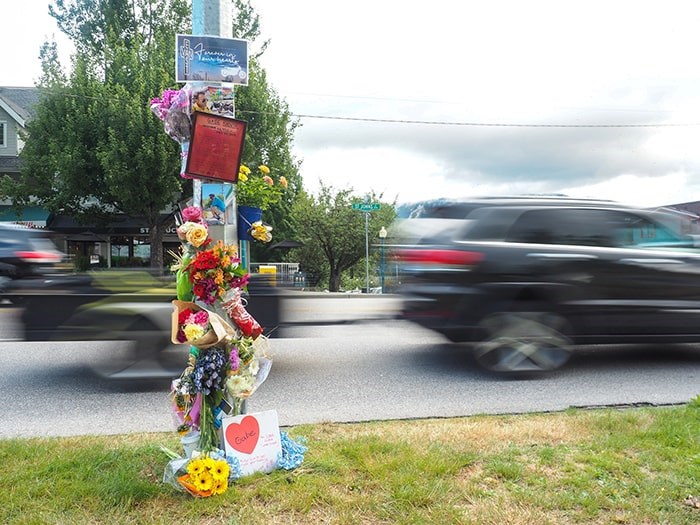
(291, 184), (396, 292)
(231, 1), (301, 262)
(2, 0), (299, 270)
(2, 0), (188, 270)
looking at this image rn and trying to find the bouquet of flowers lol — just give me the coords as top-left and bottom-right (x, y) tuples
(170, 206), (211, 302)
(185, 240), (249, 306)
(177, 455), (230, 497)
(149, 87), (192, 144)
(224, 335), (272, 407)
(171, 300), (235, 349)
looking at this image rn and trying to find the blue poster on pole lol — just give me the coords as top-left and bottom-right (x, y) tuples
(176, 34), (249, 85)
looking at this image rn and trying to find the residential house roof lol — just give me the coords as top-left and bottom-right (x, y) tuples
(0, 86), (41, 126)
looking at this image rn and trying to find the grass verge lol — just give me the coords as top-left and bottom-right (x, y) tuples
(1, 404), (698, 524)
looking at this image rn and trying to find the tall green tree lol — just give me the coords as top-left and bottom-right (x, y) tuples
(291, 184), (396, 292)
(4, 0), (188, 269)
(2, 0), (300, 269)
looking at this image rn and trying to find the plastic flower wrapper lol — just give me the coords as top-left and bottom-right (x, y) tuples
(163, 448), (231, 498)
(219, 287), (263, 339)
(149, 86), (192, 144)
(249, 220), (273, 243)
(171, 300), (235, 349)
(224, 335), (272, 413)
(171, 373), (198, 435)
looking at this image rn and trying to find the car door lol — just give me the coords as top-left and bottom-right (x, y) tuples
(586, 209), (700, 339)
(504, 207), (700, 341)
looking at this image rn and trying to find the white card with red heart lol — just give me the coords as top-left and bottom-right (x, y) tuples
(221, 409), (282, 476)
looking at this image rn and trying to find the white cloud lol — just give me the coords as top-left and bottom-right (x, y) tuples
(4, 0), (700, 209)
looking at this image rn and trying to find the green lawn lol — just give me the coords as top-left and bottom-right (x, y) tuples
(1, 403), (698, 524)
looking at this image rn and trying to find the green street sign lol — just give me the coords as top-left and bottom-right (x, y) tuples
(352, 203), (381, 212)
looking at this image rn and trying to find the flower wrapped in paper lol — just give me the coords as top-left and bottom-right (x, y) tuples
(171, 300), (235, 349)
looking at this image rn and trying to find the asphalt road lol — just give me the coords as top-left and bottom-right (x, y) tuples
(1, 296), (699, 438)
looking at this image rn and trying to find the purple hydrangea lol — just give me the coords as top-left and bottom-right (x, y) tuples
(192, 347), (227, 395)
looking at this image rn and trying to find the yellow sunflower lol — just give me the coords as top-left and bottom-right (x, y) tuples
(211, 477), (228, 495)
(187, 458), (206, 476)
(193, 471), (213, 493)
(211, 460), (230, 482)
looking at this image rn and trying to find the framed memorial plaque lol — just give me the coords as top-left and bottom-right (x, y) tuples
(185, 113), (246, 183)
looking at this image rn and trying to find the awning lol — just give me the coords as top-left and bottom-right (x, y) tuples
(64, 231), (109, 242)
(0, 205), (50, 228)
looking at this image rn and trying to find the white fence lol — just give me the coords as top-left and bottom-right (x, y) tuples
(249, 262), (305, 287)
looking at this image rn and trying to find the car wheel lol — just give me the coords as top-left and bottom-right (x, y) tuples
(473, 311), (572, 373)
(89, 315), (181, 380)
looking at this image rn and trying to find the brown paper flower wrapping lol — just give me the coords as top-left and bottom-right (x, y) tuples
(171, 300), (235, 349)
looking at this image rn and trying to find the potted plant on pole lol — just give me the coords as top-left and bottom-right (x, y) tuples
(236, 164), (287, 243)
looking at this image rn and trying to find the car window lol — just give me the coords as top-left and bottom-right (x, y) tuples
(505, 209), (615, 246)
(612, 212), (686, 248)
(505, 208), (687, 248)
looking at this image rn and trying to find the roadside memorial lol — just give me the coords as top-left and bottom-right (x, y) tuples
(149, 33), (303, 496)
(160, 202), (305, 497)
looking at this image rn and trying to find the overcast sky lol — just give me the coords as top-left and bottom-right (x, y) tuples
(3, 0), (700, 207)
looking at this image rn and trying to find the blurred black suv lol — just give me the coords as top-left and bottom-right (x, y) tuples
(395, 197), (700, 373)
(0, 224), (64, 283)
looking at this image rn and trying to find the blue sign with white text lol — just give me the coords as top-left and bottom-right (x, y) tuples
(176, 34), (249, 85)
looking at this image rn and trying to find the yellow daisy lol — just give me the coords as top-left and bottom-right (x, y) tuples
(193, 472), (213, 493)
(187, 458), (206, 476)
(211, 460), (230, 482)
(201, 456), (217, 472)
(211, 477), (228, 495)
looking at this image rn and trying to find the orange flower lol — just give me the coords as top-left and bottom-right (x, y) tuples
(279, 176), (288, 189)
(262, 175), (273, 185)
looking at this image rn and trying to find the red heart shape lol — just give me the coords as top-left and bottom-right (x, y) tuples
(224, 415), (260, 455)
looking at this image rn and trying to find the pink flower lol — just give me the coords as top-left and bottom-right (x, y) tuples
(182, 206), (203, 223)
(193, 310), (209, 326)
(262, 175), (273, 186)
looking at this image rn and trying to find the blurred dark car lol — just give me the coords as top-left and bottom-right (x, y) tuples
(0, 223), (65, 283)
(3, 269), (281, 379)
(394, 196), (700, 373)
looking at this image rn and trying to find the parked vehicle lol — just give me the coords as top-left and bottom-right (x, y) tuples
(394, 196), (700, 373)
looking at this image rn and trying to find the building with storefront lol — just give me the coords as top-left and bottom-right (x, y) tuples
(0, 86), (180, 268)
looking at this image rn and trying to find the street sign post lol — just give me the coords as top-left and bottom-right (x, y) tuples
(352, 203), (381, 212)
(352, 202), (381, 293)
